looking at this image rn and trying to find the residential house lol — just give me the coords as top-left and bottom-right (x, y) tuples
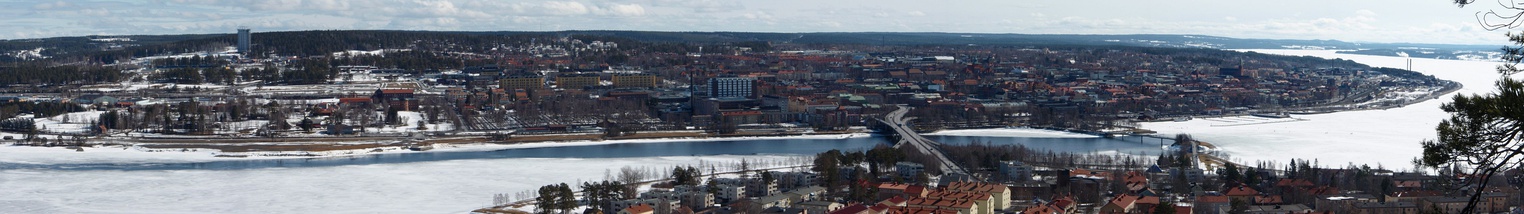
(620, 204), (655, 214)
(827, 204), (871, 214)
(796, 201), (842, 214)
(1225, 185), (1260, 203)
(942, 182), (1011, 211)
(1194, 196), (1231, 214)
(1099, 194), (1137, 214)
(1020, 203), (1064, 214)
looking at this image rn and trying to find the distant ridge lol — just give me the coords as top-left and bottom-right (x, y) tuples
(0, 30), (1501, 62)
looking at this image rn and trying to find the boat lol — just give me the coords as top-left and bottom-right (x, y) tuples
(406, 144), (433, 151)
(1250, 112), (1291, 118)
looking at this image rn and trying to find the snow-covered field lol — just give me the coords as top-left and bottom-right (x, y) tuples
(0, 155), (802, 214)
(1143, 49), (1517, 169)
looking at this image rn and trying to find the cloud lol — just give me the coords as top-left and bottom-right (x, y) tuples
(33, 1), (73, 10)
(1355, 9), (1377, 17)
(652, 0), (743, 13)
(541, 1), (590, 15)
(605, 3), (646, 16)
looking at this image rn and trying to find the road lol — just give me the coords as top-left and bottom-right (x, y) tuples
(878, 105), (969, 176)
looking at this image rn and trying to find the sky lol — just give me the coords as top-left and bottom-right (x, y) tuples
(0, 0), (1517, 45)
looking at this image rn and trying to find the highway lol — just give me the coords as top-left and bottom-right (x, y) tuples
(878, 105), (969, 176)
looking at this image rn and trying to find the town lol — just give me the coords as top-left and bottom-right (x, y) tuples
(0, 30), (1456, 155)
(0, 30), (1482, 214)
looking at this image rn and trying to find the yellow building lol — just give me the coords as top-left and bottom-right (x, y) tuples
(555, 73), (601, 89)
(499, 74), (544, 90)
(612, 74), (659, 88)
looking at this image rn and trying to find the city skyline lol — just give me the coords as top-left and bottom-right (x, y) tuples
(2, 0), (1514, 45)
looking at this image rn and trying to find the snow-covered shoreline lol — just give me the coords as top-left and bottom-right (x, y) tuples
(1143, 49), (1517, 169)
(0, 132), (878, 165)
(0, 126), (1120, 166)
(0, 154), (808, 214)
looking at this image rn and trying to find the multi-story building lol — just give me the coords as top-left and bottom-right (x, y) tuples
(708, 77), (755, 98)
(556, 73), (601, 89)
(998, 160), (1033, 182)
(499, 74), (544, 90)
(613, 73), (660, 88)
(896, 162), (925, 181)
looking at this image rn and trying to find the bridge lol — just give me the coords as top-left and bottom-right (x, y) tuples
(877, 105), (970, 176)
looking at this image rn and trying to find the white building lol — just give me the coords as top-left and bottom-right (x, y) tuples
(998, 160), (1034, 182)
(896, 161), (925, 180)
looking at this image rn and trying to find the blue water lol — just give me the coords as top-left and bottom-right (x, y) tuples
(0, 134), (1165, 171)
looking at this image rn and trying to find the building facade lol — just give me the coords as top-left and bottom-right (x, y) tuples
(613, 73), (659, 88)
(500, 74), (545, 90)
(237, 28), (250, 54)
(556, 73), (601, 89)
(709, 77), (755, 98)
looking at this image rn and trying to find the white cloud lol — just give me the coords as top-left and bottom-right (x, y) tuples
(605, 3), (646, 16)
(1356, 9), (1377, 17)
(33, 1), (72, 10)
(542, 1), (590, 15)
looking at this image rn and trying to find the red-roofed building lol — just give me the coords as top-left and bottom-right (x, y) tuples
(868, 204), (891, 214)
(1195, 196), (1231, 214)
(1123, 171), (1148, 183)
(1166, 205), (1194, 214)
(1225, 185), (1261, 202)
(1051, 196), (1078, 213)
(883, 206), (960, 214)
(943, 182), (1011, 210)
(1134, 196), (1161, 212)
(1070, 169), (1111, 180)
(879, 196), (908, 207)
(1100, 195), (1138, 214)
(1021, 203), (1064, 214)
(338, 97), (372, 106)
(1276, 179), (1314, 188)
(1393, 180), (1423, 191)
(372, 89), (417, 111)
(619, 204), (654, 214)
(1276, 178), (1315, 196)
(1254, 195), (1284, 205)
(905, 186), (928, 198)
(829, 204), (871, 214)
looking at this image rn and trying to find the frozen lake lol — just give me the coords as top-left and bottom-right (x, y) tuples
(1142, 49), (1516, 170)
(0, 131), (1162, 213)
